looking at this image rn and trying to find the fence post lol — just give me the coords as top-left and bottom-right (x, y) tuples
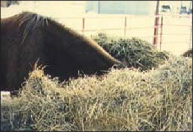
(82, 18), (85, 34)
(153, 1), (160, 48)
(190, 26), (192, 49)
(124, 17), (127, 37)
(159, 15), (163, 51)
(153, 15), (160, 49)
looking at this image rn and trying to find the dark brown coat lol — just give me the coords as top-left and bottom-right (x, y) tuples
(182, 49), (192, 57)
(0, 12), (122, 92)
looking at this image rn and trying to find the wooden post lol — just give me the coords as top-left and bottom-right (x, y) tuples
(153, 1), (160, 48)
(124, 17), (127, 37)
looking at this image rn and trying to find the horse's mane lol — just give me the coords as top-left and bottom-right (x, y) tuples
(1, 11), (123, 92)
(6, 12), (48, 45)
(8, 11), (121, 64)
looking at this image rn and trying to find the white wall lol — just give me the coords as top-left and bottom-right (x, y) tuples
(1, 1), (87, 18)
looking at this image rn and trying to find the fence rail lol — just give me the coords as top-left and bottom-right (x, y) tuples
(54, 14), (192, 54)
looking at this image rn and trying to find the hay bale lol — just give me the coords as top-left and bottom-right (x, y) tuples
(92, 33), (170, 71)
(1, 56), (192, 131)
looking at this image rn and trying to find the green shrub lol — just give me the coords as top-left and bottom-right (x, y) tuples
(92, 33), (170, 71)
(1, 57), (192, 131)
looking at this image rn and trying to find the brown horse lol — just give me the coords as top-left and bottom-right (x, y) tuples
(1, 11), (122, 92)
(182, 48), (192, 57)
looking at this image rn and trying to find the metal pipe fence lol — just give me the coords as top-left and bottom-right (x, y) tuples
(53, 14), (192, 53)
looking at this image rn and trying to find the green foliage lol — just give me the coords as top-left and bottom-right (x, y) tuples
(92, 33), (170, 71)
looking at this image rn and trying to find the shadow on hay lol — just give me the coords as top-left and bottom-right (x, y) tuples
(0, 11), (122, 93)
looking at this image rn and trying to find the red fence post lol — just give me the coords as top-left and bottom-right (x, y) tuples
(153, 1), (160, 48)
(159, 15), (163, 51)
(153, 15), (160, 48)
(124, 17), (127, 37)
(82, 18), (85, 34)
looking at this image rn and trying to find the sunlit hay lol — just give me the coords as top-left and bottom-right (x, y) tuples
(1, 57), (192, 131)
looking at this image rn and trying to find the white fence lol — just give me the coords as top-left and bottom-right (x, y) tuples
(53, 14), (192, 55)
(1, 3), (192, 55)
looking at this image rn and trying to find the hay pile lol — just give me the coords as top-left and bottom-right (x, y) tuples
(92, 33), (169, 71)
(1, 56), (192, 131)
